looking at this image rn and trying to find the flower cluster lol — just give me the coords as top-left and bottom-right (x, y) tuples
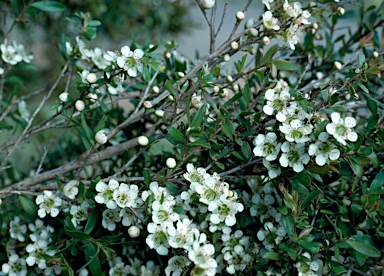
(255, 80), (358, 174)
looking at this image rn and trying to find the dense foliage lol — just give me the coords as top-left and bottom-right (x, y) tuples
(0, 0), (383, 275)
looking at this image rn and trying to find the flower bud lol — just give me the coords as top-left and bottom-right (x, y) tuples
(178, 72), (185, 78)
(75, 100), (85, 111)
(59, 92), (69, 102)
(155, 110), (164, 118)
(219, 88), (229, 98)
(152, 86), (160, 94)
(168, 95), (174, 101)
(223, 54), (230, 62)
(262, 36), (270, 45)
(337, 6), (345, 15)
(138, 136), (149, 146)
(213, 86), (220, 93)
(143, 101), (152, 109)
(373, 51), (379, 58)
(334, 61), (342, 70)
(95, 130), (108, 145)
(226, 75), (233, 82)
(248, 28), (258, 37)
(230, 41), (239, 50)
(0, 67), (4, 75)
(149, 44), (155, 49)
(165, 51), (171, 59)
(166, 157), (177, 169)
(128, 226), (140, 238)
(312, 22), (318, 30)
(245, 18), (254, 28)
(232, 83), (239, 92)
(86, 73), (97, 84)
(201, 0), (215, 9)
(236, 11), (245, 21)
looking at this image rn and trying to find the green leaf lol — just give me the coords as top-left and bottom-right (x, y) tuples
(221, 121), (233, 141)
(367, 99), (378, 114)
(241, 141), (252, 160)
(19, 195), (38, 217)
(345, 240), (380, 258)
(143, 168), (151, 185)
(81, 113), (94, 143)
(99, 101), (109, 112)
(65, 230), (90, 241)
(282, 216), (295, 236)
(95, 115), (106, 133)
(365, 66), (380, 75)
(223, 91), (243, 107)
(167, 126), (185, 144)
(237, 54), (247, 73)
(272, 60), (299, 71)
(188, 138), (211, 149)
(84, 209), (99, 234)
(165, 80), (176, 96)
(31, 1), (66, 12)
(366, 114), (379, 133)
(298, 240), (322, 254)
(191, 104), (206, 128)
(355, 251), (367, 266)
(242, 84), (251, 106)
(356, 82), (369, 93)
(84, 243), (101, 275)
(302, 189), (321, 209)
(263, 252), (283, 260)
(142, 65), (150, 82)
(83, 28), (96, 41)
(297, 172), (311, 187)
(369, 171), (384, 194)
(260, 44), (280, 67)
(330, 261), (347, 275)
(165, 182), (179, 195)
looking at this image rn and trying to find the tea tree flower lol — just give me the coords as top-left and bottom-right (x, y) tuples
(102, 208), (121, 231)
(262, 0), (274, 10)
(36, 190), (62, 218)
(70, 201), (90, 227)
(263, 86), (291, 122)
(95, 179), (120, 209)
(279, 119), (312, 143)
(10, 216), (27, 242)
(113, 183), (139, 208)
(2, 254), (27, 276)
(165, 256), (191, 276)
(263, 11), (280, 31)
(117, 46), (144, 77)
(326, 112), (358, 145)
(308, 132), (340, 166)
(279, 142), (310, 172)
(63, 180), (79, 199)
(146, 222), (170, 255)
(253, 132), (281, 161)
(26, 240), (56, 269)
(1, 43), (23, 65)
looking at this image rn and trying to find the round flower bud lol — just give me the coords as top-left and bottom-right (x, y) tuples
(312, 22), (318, 30)
(86, 73), (97, 84)
(152, 86), (160, 94)
(178, 72), (185, 78)
(0, 67), (4, 75)
(95, 130), (108, 145)
(165, 51), (172, 59)
(138, 136), (149, 146)
(155, 110), (164, 118)
(143, 101), (152, 109)
(168, 95), (174, 102)
(166, 157), (177, 169)
(245, 18), (254, 28)
(226, 75), (233, 82)
(373, 51), (379, 58)
(75, 100), (85, 111)
(232, 84), (239, 92)
(337, 7), (345, 15)
(223, 54), (230, 62)
(219, 88), (229, 98)
(334, 61), (342, 70)
(128, 226), (140, 238)
(262, 36), (270, 45)
(201, 0), (215, 9)
(213, 86), (220, 93)
(87, 93), (98, 102)
(236, 11), (245, 21)
(59, 92), (69, 102)
(149, 44), (155, 49)
(248, 28), (259, 37)
(230, 41), (239, 50)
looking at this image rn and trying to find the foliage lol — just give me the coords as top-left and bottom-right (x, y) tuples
(0, 0), (383, 275)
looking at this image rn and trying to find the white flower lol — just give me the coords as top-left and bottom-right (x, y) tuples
(326, 112), (358, 145)
(279, 142), (310, 172)
(279, 119), (312, 143)
(70, 201), (89, 227)
(63, 180), (79, 199)
(26, 240), (56, 269)
(191, 93), (203, 108)
(253, 132), (281, 161)
(90, 47), (111, 69)
(262, 0), (274, 10)
(183, 163), (208, 183)
(165, 255), (191, 276)
(109, 261), (130, 276)
(188, 242), (217, 270)
(116, 46), (144, 77)
(113, 183), (139, 208)
(263, 87), (291, 122)
(102, 208), (121, 231)
(0, 43), (23, 65)
(308, 132), (340, 166)
(263, 11), (280, 31)
(9, 216), (27, 242)
(146, 223), (170, 255)
(285, 24), (304, 50)
(2, 254), (27, 276)
(95, 179), (119, 209)
(36, 190), (62, 218)
(262, 159), (281, 179)
(95, 130), (108, 145)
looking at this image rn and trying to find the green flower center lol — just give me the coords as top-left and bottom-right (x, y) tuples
(287, 149), (300, 163)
